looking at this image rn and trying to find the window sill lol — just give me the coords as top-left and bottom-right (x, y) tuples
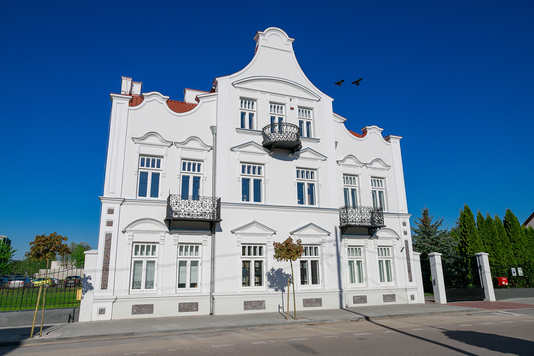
(236, 128), (262, 136)
(300, 136), (320, 143)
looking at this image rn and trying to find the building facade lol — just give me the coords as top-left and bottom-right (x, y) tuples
(80, 27), (423, 321)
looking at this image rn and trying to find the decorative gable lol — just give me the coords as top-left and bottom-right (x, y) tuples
(132, 132), (173, 148)
(231, 220), (276, 245)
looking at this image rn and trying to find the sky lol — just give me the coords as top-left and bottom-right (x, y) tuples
(1, 0), (533, 260)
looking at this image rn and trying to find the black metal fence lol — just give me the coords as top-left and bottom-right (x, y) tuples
(0, 268), (82, 311)
(443, 256), (484, 302)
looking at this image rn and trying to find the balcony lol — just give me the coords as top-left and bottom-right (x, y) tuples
(166, 195), (221, 225)
(339, 206), (385, 235)
(261, 122), (302, 154)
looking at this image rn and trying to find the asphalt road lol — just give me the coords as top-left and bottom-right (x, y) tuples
(2, 310), (534, 356)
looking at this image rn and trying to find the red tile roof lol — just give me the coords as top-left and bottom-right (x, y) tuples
(349, 130), (367, 138)
(167, 99), (197, 113)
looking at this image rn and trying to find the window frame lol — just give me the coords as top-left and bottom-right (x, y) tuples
(241, 245), (265, 288)
(343, 175), (359, 208)
(296, 168), (317, 206)
(299, 245), (321, 286)
(371, 177), (386, 211)
(240, 98), (256, 130)
(177, 244), (201, 290)
(240, 163), (263, 203)
(180, 160), (203, 200)
(131, 243), (158, 292)
(377, 246), (394, 284)
(298, 107), (313, 138)
(269, 103), (285, 132)
(347, 246), (365, 286)
(137, 156), (162, 199)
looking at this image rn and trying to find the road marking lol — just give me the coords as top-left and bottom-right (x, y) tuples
(494, 311), (529, 317)
(212, 344), (233, 348)
(502, 321), (514, 324)
(289, 338), (308, 341)
(383, 330), (394, 333)
(411, 328), (423, 331)
(354, 333), (371, 336)
(524, 320), (534, 322)
(323, 335), (338, 338)
(480, 323), (493, 325)
(124, 353), (148, 355)
(252, 341), (266, 344)
(459, 324), (472, 327)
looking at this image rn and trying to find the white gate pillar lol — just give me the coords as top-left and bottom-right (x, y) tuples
(429, 252), (447, 304)
(413, 252), (425, 304)
(476, 252), (496, 301)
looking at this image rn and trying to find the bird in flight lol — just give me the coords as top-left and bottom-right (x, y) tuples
(335, 80), (344, 86)
(352, 78), (362, 86)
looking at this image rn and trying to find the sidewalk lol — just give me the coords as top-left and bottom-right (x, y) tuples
(2, 298), (534, 347)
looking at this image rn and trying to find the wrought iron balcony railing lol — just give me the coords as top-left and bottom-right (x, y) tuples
(339, 206), (385, 234)
(167, 195), (221, 222)
(261, 122), (302, 154)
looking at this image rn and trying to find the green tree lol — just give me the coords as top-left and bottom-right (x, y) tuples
(273, 237), (303, 319)
(456, 205), (482, 285)
(0, 241), (17, 274)
(476, 211), (490, 254)
(494, 215), (515, 273)
(10, 258), (47, 275)
(26, 232), (70, 267)
(411, 207), (457, 264)
(69, 242), (91, 268)
(504, 209), (525, 267)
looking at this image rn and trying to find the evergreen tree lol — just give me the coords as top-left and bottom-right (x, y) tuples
(411, 207), (456, 264)
(480, 213), (502, 275)
(0, 241), (17, 274)
(494, 214), (515, 272)
(476, 211), (490, 254)
(504, 209), (525, 267)
(457, 205), (481, 285)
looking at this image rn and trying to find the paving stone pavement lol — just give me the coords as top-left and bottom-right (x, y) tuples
(1, 298), (533, 347)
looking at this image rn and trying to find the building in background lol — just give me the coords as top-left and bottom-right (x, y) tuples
(80, 27), (422, 321)
(0, 236), (11, 246)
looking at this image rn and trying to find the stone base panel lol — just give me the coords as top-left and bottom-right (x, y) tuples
(346, 288), (418, 306)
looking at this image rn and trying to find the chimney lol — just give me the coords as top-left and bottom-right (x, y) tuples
(121, 76), (132, 94)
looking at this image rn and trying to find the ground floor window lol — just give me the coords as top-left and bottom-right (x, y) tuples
(241, 245), (264, 287)
(178, 244), (200, 289)
(347, 247), (364, 285)
(378, 247), (393, 283)
(300, 245), (320, 285)
(131, 243), (157, 290)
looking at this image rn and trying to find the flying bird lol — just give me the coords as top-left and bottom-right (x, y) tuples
(335, 80), (344, 86)
(352, 78), (362, 85)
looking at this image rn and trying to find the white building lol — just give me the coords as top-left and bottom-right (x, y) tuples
(80, 27), (423, 322)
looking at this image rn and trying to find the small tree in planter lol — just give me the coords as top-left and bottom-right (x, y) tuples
(273, 237), (303, 319)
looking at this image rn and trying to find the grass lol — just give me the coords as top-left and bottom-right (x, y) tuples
(0, 287), (81, 312)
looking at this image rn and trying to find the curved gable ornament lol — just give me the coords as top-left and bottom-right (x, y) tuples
(371, 227), (400, 240)
(132, 132), (173, 147)
(366, 158), (391, 170)
(174, 136), (212, 152)
(254, 27), (294, 52)
(232, 76), (320, 100)
(337, 154), (365, 167)
(122, 218), (169, 234)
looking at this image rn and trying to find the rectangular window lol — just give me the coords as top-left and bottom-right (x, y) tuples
(343, 175), (358, 208)
(240, 98), (256, 130)
(371, 178), (386, 210)
(300, 245), (320, 285)
(138, 156), (162, 198)
(241, 163), (263, 203)
(296, 169), (316, 205)
(131, 243), (158, 290)
(347, 247), (364, 285)
(298, 108), (313, 138)
(177, 244), (200, 289)
(270, 103), (284, 133)
(181, 160), (203, 200)
(378, 247), (393, 283)
(241, 245), (265, 287)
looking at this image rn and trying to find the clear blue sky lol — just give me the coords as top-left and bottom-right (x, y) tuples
(1, 1), (533, 260)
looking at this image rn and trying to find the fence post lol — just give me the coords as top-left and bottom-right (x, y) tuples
(429, 252), (447, 304)
(413, 252), (425, 304)
(475, 252), (496, 301)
